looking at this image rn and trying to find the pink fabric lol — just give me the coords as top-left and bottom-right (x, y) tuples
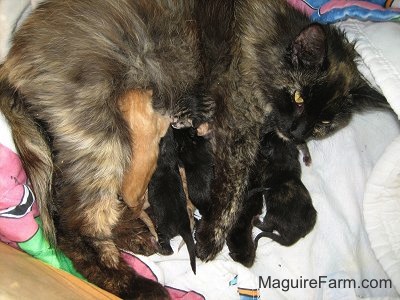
(286, 0), (314, 15)
(320, 0), (390, 13)
(0, 144), (39, 244)
(121, 252), (204, 300)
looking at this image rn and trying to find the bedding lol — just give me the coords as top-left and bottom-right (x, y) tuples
(1, 1), (400, 299)
(287, 0), (400, 23)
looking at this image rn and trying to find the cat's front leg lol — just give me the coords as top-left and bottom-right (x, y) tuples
(226, 187), (264, 266)
(195, 132), (259, 261)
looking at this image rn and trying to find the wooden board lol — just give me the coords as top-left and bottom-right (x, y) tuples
(0, 242), (120, 300)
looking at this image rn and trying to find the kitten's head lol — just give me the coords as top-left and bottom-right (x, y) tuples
(270, 23), (388, 143)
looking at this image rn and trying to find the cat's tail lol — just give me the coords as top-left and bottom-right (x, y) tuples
(0, 74), (56, 246)
(57, 232), (170, 299)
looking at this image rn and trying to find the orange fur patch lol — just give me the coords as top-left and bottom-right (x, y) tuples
(118, 90), (170, 217)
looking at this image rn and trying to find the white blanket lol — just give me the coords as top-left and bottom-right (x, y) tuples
(1, 2), (399, 299)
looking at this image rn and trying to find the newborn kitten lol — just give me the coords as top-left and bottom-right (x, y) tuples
(227, 130), (316, 265)
(147, 127), (197, 274)
(251, 132), (316, 248)
(173, 126), (214, 217)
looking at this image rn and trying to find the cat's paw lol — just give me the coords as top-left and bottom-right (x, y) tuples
(226, 232), (256, 267)
(158, 241), (174, 256)
(128, 276), (170, 300)
(171, 116), (193, 129)
(195, 239), (223, 262)
(303, 154), (312, 166)
(195, 224), (224, 261)
(196, 122), (212, 136)
(229, 250), (256, 267)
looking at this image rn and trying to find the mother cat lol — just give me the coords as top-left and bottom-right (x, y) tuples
(0, 0), (389, 297)
(0, 0), (211, 298)
(194, 0), (388, 264)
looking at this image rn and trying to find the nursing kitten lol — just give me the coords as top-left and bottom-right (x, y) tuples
(227, 130), (316, 266)
(251, 131), (316, 247)
(0, 0), (214, 298)
(194, 0), (389, 264)
(147, 127), (197, 274)
(146, 123), (213, 274)
(173, 126), (214, 217)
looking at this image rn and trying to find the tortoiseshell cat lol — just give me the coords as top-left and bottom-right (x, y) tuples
(0, 0), (216, 298)
(194, 0), (389, 264)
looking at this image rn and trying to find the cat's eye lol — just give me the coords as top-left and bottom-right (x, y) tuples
(321, 120), (331, 124)
(294, 90), (304, 106)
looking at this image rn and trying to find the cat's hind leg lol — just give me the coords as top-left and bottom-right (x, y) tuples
(53, 89), (169, 298)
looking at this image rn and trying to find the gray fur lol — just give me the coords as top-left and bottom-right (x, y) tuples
(0, 0), (202, 297)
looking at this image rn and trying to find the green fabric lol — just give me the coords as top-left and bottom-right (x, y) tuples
(18, 217), (86, 280)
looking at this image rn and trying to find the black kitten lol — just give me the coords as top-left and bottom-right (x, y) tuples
(173, 126), (214, 217)
(252, 131), (317, 247)
(227, 130), (317, 265)
(147, 127), (196, 274)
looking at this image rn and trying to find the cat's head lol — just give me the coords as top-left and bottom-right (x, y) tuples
(270, 23), (389, 143)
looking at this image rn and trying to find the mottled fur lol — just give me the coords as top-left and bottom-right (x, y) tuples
(194, 0), (388, 263)
(226, 188), (263, 267)
(0, 79), (55, 245)
(0, 0), (209, 297)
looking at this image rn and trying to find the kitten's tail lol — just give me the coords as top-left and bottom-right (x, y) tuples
(181, 229), (197, 274)
(254, 231), (296, 248)
(0, 75), (56, 246)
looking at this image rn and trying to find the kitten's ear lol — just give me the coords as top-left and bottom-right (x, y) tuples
(290, 24), (327, 69)
(350, 83), (390, 112)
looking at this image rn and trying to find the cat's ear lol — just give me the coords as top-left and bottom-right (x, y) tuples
(290, 24), (327, 69)
(350, 83), (390, 112)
